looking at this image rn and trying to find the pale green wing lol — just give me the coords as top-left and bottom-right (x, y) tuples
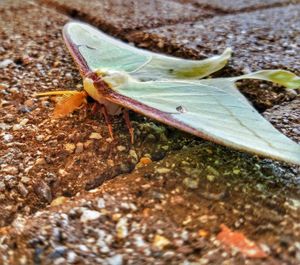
(64, 22), (231, 79)
(232, 70), (300, 89)
(64, 22), (300, 164)
(108, 73), (300, 165)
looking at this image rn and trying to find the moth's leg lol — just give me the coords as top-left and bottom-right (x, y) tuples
(79, 99), (88, 119)
(100, 104), (114, 140)
(91, 102), (100, 115)
(123, 109), (134, 144)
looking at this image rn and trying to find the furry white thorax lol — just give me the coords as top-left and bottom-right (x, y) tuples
(96, 69), (130, 89)
(83, 70), (125, 115)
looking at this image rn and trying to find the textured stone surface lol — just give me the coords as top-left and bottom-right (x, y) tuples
(1, 145), (300, 265)
(128, 5), (300, 75)
(40, 0), (215, 36)
(0, 0), (300, 264)
(177, 0), (300, 12)
(264, 99), (300, 143)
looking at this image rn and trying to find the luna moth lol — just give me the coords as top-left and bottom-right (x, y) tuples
(36, 22), (300, 165)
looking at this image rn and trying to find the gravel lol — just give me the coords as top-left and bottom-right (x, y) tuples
(0, 0), (299, 264)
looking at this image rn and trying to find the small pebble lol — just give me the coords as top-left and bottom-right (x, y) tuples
(0, 123), (11, 130)
(116, 217), (128, 239)
(2, 166), (19, 175)
(107, 159), (114, 167)
(0, 82), (9, 89)
(51, 196), (68, 207)
(3, 133), (13, 142)
(206, 166), (219, 176)
(163, 251), (175, 259)
(286, 89), (297, 99)
(78, 245), (89, 252)
(106, 137), (113, 143)
(134, 234), (147, 248)
(183, 177), (199, 189)
(0, 59), (13, 68)
(117, 145), (126, 152)
(152, 150), (166, 161)
(152, 234), (170, 250)
(58, 169), (68, 177)
(17, 183), (28, 197)
(53, 257), (65, 265)
(107, 254), (123, 265)
(233, 168), (240, 175)
(34, 180), (52, 202)
(89, 132), (102, 140)
(112, 213), (122, 221)
(97, 198), (106, 208)
(36, 135), (44, 141)
(65, 73), (73, 80)
(13, 124), (22, 131)
(5, 175), (16, 189)
(10, 87), (19, 94)
(24, 99), (34, 108)
(0, 181), (6, 192)
(64, 143), (75, 153)
(129, 149), (138, 163)
(84, 140), (93, 148)
(35, 157), (46, 165)
(41, 100), (50, 107)
(75, 142), (84, 153)
(140, 157), (152, 165)
(155, 167), (170, 174)
(21, 176), (30, 184)
(198, 229), (208, 237)
(18, 106), (30, 113)
(66, 251), (77, 263)
(4, 113), (14, 123)
(19, 118), (29, 126)
(80, 209), (101, 222)
(206, 175), (215, 182)
(18, 255), (27, 265)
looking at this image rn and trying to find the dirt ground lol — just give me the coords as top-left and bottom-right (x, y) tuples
(0, 0), (300, 264)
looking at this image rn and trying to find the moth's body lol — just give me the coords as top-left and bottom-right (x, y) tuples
(81, 69), (134, 142)
(83, 71), (123, 116)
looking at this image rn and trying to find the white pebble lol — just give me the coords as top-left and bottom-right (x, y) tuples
(3, 133), (13, 142)
(67, 251), (77, 263)
(155, 167), (171, 174)
(107, 254), (123, 265)
(117, 145), (126, 152)
(97, 198), (106, 208)
(80, 209), (101, 222)
(0, 59), (13, 68)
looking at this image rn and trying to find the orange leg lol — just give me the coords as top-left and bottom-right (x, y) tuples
(91, 102), (100, 114)
(123, 109), (134, 144)
(100, 105), (114, 140)
(80, 100), (88, 119)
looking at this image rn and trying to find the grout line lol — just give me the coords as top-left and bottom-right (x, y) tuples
(35, 0), (300, 37)
(186, 1), (298, 15)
